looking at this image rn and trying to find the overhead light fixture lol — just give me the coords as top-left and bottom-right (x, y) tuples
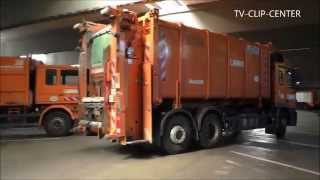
(145, 3), (155, 10)
(148, 0), (189, 15)
(100, 6), (111, 15)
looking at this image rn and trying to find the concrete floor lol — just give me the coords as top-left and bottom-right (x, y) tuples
(1, 110), (319, 180)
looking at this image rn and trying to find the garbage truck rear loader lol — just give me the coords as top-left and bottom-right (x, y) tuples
(75, 7), (297, 154)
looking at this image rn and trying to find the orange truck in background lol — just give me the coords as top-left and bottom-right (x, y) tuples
(0, 57), (79, 136)
(75, 7), (297, 154)
(296, 89), (320, 109)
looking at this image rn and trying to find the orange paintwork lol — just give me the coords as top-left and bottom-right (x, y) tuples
(0, 57), (33, 106)
(209, 33), (228, 97)
(152, 20), (272, 101)
(260, 45), (271, 98)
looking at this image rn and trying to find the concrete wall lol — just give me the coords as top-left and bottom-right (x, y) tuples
(1, 28), (79, 56)
(23, 51), (79, 65)
(1, 0), (140, 28)
(43, 51), (79, 65)
(281, 47), (320, 88)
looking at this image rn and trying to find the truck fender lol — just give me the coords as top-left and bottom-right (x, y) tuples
(159, 109), (198, 140)
(196, 107), (222, 130)
(39, 105), (75, 126)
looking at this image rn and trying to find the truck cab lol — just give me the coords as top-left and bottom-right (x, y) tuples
(0, 57), (80, 137)
(35, 64), (80, 136)
(36, 64), (79, 105)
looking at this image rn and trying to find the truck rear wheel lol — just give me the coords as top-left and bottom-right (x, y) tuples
(276, 115), (287, 139)
(162, 115), (193, 154)
(199, 114), (222, 148)
(44, 111), (72, 137)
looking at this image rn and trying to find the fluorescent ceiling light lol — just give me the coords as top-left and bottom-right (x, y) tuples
(153, 0), (190, 15)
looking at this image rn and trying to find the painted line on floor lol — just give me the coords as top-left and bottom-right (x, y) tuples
(230, 151), (320, 176)
(278, 140), (320, 148)
(246, 135), (320, 148)
(0, 137), (62, 142)
(238, 144), (275, 152)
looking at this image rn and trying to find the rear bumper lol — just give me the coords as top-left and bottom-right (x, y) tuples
(72, 120), (103, 137)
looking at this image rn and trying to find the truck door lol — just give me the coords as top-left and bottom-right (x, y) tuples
(273, 64), (296, 108)
(37, 66), (79, 104)
(105, 14), (145, 143)
(107, 36), (143, 143)
(36, 66), (63, 104)
(60, 68), (79, 104)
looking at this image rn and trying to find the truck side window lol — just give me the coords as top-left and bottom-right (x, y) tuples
(46, 69), (57, 85)
(61, 70), (78, 85)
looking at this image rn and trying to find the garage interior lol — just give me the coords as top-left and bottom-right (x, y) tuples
(0, 0), (319, 179)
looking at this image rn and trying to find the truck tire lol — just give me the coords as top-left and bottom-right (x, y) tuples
(44, 111), (72, 137)
(199, 114), (223, 148)
(276, 115), (287, 139)
(162, 115), (193, 154)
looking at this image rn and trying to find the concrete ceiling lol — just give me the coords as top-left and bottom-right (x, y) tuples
(0, 0), (318, 55)
(0, 0), (318, 87)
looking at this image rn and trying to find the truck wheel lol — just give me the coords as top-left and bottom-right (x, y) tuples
(44, 111), (72, 137)
(162, 115), (193, 154)
(199, 114), (222, 148)
(276, 115), (287, 139)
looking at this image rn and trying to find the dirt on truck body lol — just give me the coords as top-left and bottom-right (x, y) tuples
(75, 7), (297, 154)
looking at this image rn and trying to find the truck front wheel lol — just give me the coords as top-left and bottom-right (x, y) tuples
(44, 111), (72, 137)
(276, 115), (287, 139)
(162, 115), (193, 154)
(199, 114), (223, 148)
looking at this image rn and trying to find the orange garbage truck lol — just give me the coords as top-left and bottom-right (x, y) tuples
(0, 57), (79, 136)
(75, 7), (297, 154)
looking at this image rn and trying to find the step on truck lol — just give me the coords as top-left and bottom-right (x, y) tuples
(75, 7), (297, 154)
(0, 57), (80, 136)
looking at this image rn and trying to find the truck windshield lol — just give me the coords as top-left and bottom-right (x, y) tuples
(90, 33), (111, 68)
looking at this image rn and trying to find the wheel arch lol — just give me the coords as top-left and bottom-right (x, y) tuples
(159, 109), (198, 140)
(39, 105), (75, 126)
